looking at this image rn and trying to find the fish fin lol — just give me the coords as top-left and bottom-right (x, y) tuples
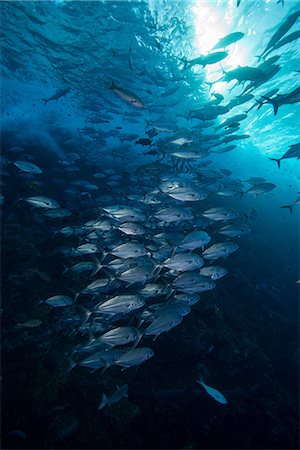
(91, 256), (103, 276)
(268, 157), (281, 169)
(280, 205), (293, 214)
(219, 62), (226, 74)
(262, 96), (279, 115)
(65, 357), (77, 374)
(98, 393), (108, 410)
(109, 79), (117, 90)
(196, 377), (204, 386)
(74, 292), (80, 302)
(99, 363), (110, 376)
(62, 264), (69, 275)
(204, 81), (215, 91)
(67, 288), (79, 303)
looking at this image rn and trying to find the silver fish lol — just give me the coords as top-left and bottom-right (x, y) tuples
(14, 161), (42, 174)
(114, 347), (154, 368)
(100, 326), (142, 347)
(144, 313), (183, 339)
(94, 295), (145, 315)
(200, 266), (228, 280)
(178, 231), (211, 250)
(162, 253), (204, 272)
(202, 242), (239, 260)
(110, 242), (148, 258)
(44, 295), (73, 307)
(202, 207), (238, 221)
(219, 224), (251, 237)
(173, 273), (216, 293)
(25, 196), (60, 209)
(98, 384), (129, 410)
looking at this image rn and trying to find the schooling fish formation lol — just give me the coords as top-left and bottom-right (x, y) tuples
(1, 1), (299, 425)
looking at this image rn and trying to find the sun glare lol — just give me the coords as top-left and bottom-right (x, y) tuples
(191, 2), (248, 91)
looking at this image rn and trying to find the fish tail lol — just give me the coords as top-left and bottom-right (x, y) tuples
(268, 157), (281, 169)
(255, 100), (264, 110)
(42, 98), (48, 105)
(219, 62), (226, 74)
(65, 357), (77, 374)
(196, 376), (204, 386)
(91, 256), (103, 276)
(280, 205), (293, 214)
(176, 56), (189, 70)
(204, 81), (215, 91)
(98, 394), (108, 410)
(109, 79), (116, 90)
(62, 264), (69, 275)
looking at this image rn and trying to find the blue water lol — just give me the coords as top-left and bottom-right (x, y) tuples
(1, 1), (299, 449)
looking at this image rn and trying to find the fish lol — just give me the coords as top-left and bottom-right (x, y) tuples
(44, 295), (73, 307)
(42, 87), (70, 105)
(196, 378), (228, 404)
(13, 161), (42, 174)
(202, 242), (239, 260)
(136, 138), (152, 146)
(109, 242), (149, 258)
(164, 186), (207, 202)
(183, 51), (228, 69)
(172, 293), (200, 306)
(100, 327), (142, 347)
(215, 114), (247, 131)
(162, 253), (204, 272)
(263, 86), (300, 115)
(154, 207), (194, 223)
(17, 319), (43, 328)
(245, 182), (276, 195)
(211, 32), (244, 50)
(109, 80), (144, 108)
(202, 207), (238, 221)
(244, 177), (266, 184)
(94, 295), (145, 315)
(73, 243), (100, 255)
(263, 30), (300, 58)
(219, 224), (252, 237)
(98, 384), (129, 410)
(25, 196), (60, 209)
(199, 266), (228, 280)
(258, 9), (300, 60)
(144, 313), (183, 339)
(220, 66), (265, 83)
(118, 263), (156, 285)
(44, 208), (72, 218)
(79, 349), (125, 371)
(269, 142), (300, 168)
(280, 195), (300, 214)
(178, 230), (211, 250)
(114, 347), (154, 368)
(170, 137), (193, 145)
(63, 259), (102, 276)
(225, 94), (254, 109)
(173, 272), (216, 293)
(118, 222), (146, 236)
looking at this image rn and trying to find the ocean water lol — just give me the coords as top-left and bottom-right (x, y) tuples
(1, 1), (299, 449)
